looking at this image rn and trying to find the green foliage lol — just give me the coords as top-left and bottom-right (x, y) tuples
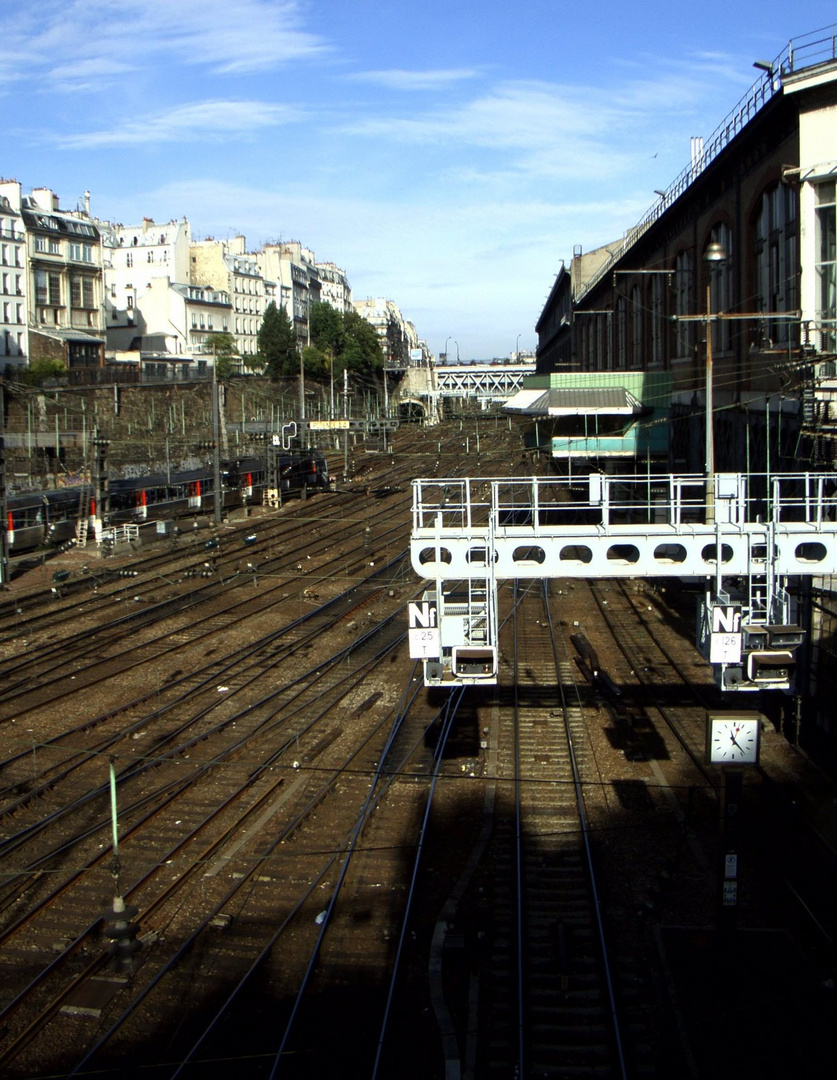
(342, 309), (383, 376)
(302, 344), (330, 379)
(309, 302), (344, 355)
(258, 301), (299, 380)
(210, 331), (238, 357)
(241, 352), (266, 373)
(16, 358), (68, 386)
(308, 301), (383, 381)
(214, 354), (236, 379)
(207, 332), (239, 379)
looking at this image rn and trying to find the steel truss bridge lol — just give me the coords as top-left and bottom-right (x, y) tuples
(434, 363), (535, 402)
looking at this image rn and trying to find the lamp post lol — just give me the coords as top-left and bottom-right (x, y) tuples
(443, 336), (451, 363)
(515, 333), (521, 360)
(704, 240), (727, 524)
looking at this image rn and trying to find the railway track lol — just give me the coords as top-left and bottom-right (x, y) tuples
(0, 420), (542, 1079)
(473, 581), (628, 1079)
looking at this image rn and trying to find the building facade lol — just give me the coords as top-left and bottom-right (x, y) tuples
(0, 183), (106, 371)
(259, 242), (321, 347)
(0, 182), (27, 369)
(532, 23), (837, 759)
(101, 217), (192, 352)
(191, 237), (270, 360)
(315, 261), (352, 314)
(353, 297), (411, 370)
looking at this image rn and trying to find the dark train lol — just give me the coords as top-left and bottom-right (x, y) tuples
(5, 450), (329, 555)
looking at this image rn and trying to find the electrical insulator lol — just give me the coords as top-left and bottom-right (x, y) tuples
(104, 896), (142, 969)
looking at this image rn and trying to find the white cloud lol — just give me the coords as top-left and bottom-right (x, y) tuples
(0, 0), (329, 84)
(348, 68), (479, 91)
(338, 50), (751, 187)
(55, 100), (304, 149)
(48, 56), (137, 92)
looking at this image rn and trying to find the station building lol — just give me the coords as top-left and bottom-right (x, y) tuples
(528, 25), (837, 759)
(531, 26), (837, 480)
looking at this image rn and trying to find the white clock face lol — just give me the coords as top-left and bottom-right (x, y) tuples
(709, 717), (760, 764)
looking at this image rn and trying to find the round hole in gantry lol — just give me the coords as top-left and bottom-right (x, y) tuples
(559, 545), (592, 564)
(653, 543), (687, 563)
(795, 541), (827, 562)
(467, 547), (498, 564)
(606, 544), (640, 563)
(701, 543), (733, 564)
(512, 545), (545, 564)
(418, 546), (452, 565)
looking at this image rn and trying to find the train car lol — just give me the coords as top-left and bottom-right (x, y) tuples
(108, 468), (222, 523)
(278, 450), (329, 493)
(6, 489), (81, 552)
(4, 450), (330, 555)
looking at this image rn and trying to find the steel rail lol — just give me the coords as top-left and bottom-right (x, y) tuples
(1, 636), (417, 1074)
(368, 685), (465, 1080)
(72, 674), (432, 1080)
(0, 549), (411, 812)
(0, 602), (412, 906)
(0, 505), (414, 707)
(542, 579), (628, 1080)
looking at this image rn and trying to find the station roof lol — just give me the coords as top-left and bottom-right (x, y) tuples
(503, 386), (643, 416)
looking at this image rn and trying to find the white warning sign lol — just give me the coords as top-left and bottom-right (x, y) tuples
(408, 601), (440, 659)
(710, 605), (742, 663)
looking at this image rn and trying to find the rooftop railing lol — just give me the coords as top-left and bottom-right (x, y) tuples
(575, 24), (837, 303)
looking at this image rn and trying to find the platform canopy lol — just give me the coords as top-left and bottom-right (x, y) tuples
(503, 385), (643, 416)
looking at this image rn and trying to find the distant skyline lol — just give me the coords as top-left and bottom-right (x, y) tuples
(2, 1), (833, 359)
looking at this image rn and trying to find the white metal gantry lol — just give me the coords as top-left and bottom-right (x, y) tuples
(410, 471), (837, 690)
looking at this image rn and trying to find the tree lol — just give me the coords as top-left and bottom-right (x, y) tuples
(258, 301), (299, 380)
(209, 332), (239, 379)
(342, 309), (383, 378)
(309, 301), (344, 356)
(302, 344), (330, 379)
(307, 301), (383, 380)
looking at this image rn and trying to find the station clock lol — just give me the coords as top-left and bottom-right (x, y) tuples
(706, 711), (762, 765)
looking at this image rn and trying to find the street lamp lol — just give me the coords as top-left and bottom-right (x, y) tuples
(454, 340), (460, 362)
(704, 240), (727, 523)
(515, 333), (521, 360)
(443, 336), (451, 363)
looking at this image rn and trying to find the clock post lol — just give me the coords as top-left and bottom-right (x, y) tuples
(718, 768), (743, 933)
(705, 711), (763, 934)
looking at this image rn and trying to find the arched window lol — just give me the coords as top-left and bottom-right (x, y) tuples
(630, 285), (643, 368)
(650, 274), (665, 366)
(753, 182), (798, 348)
(674, 249), (694, 359)
(615, 295), (627, 369)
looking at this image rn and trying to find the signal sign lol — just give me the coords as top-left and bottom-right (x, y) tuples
(408, 600), (440, 658)
(710, 604), (742, 663)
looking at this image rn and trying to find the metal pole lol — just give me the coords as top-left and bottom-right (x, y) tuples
(706, 280), (715, 525)
(109, 757), (120, 894)
(703, 240), (726, 525)
(212, 364), (222, 525)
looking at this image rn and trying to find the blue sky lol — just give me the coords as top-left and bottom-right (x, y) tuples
(2, 1), (834, 359)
